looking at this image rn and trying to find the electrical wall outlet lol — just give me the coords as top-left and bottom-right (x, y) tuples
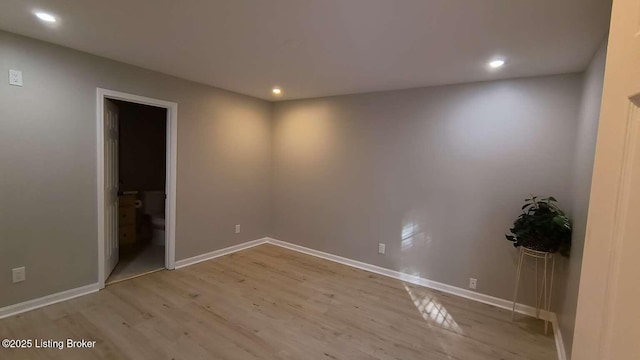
(469, 278), (477, 290)
(9, 69), (23, 86)
(235, 224), (241, 234)
(12, 267), (26, 283)
(378, 243), (386, 254)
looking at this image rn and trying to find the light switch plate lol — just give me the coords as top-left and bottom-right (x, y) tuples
(9, 69), (23, 86)
(235, 224), (241, 234)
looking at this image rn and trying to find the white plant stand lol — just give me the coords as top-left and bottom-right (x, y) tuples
(511, 247), (555, 335)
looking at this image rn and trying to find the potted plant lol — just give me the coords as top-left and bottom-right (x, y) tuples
(505, 196), (571, 256)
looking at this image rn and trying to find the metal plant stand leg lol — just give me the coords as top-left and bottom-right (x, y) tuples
(535, 258), (539, 318)
(543, 255), (548, 330)
(511, 247), (525, 321)
(546, 255), (555, 335)
(512, 247), (555, 335)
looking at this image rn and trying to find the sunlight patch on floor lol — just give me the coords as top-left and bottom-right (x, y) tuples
(404, 283), (463, 334)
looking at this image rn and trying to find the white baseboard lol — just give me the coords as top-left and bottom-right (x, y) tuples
(174, 238), (269, 269)
(264, 237), (566, 360)
(550, 313), (568, 360)
(0, 283), (99, 319)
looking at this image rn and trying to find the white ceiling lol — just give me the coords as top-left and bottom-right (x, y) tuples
(0, 0), (611, 101)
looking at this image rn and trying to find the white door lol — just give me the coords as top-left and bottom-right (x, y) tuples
(104, 99), (120, 278)
(572, 0), (640, 358)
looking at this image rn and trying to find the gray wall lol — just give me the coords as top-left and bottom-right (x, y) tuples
(271, 74), (583, 304)
(554, 39), (607, 358)
(0, 31), (273, 308)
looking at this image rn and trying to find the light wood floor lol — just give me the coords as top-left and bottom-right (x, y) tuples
(0, 244), (556, 360)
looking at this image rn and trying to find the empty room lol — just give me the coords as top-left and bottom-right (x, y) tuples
(1, 0), (639, 359)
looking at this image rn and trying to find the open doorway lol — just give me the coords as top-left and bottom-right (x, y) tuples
(97, 89), (177, 288)
(108, 100), (166, 283)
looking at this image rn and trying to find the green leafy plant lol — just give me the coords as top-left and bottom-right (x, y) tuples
(505, 195), (571, 256)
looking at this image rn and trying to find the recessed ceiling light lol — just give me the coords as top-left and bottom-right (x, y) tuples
(488, 59), (505, 68)
(35, 11), (57, 23)
(272, 87), (282, 95)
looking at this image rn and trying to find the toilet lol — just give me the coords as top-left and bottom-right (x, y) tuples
(141, 191), (165, 245)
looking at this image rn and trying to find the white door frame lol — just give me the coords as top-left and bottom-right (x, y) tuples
(96, 88), (178, 289)
(572, 0), (640, 358)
